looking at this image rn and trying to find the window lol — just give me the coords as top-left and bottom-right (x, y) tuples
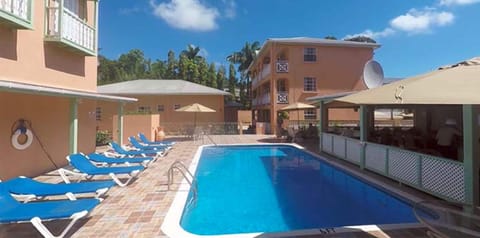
(304, 109), (317, 120)
(277, 79), (287, 92)
(157, 105), (164, 112)
(95, 107), (102, 121)
(304, 77), (316, 91)
(64, 0), (87, 19)
(304, 47), (317, 62)
(137, 106), (151, 113)
(174, 104), (181, 110)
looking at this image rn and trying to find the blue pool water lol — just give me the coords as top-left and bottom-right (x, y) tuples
(180, 145), (417, 235)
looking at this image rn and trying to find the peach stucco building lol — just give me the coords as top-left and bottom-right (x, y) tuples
(0, 0), (134, 179)
(249, 37), (380, 134)
(96, 79), (230, 135)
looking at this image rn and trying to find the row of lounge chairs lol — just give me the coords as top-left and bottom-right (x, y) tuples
(0, 133), (174, 238)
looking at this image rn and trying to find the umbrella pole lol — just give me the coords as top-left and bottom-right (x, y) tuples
(194, 112), (197, 129)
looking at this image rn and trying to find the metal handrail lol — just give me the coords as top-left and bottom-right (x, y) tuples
(167, 161), (198, 206)
(204, 133), (217, 146)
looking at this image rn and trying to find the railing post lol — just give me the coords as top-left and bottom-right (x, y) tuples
(385, 148), (389, 175)
(318, 101), (324, 151)
(417, 155), (423, 187)
(359, 105), (368, 170)
(463, 105), (479, 211)
(59, 0), (63, 38)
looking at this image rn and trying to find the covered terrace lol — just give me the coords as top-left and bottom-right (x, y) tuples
(309, 57), (480, 210)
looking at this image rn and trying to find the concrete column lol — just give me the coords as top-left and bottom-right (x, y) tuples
(318, 101), (327, 150)
(69, 98), (78, 154)
(117, 103), (124, 144)
(359, 105), (369, 170)
(463, 104), (480, 211)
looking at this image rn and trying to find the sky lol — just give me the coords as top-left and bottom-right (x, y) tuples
(99, 0), (480, 78)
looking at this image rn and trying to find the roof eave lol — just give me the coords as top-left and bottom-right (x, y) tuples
(0, 80), (137, 102)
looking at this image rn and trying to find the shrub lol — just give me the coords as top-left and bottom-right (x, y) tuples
(96, 130), (111, 146)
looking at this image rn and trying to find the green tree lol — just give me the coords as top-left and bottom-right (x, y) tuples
(177, 54), (188, 81)
(198, 59), (209, 85)
(216, 65), (226, 90)
(118, 49), (148, 80)
(344, 35), (376, 43)
(181, 44), (203, 62)
(166, 50), (177, 79)
(150, 60), (167, 79)
(324, 35), (337, 40)
(186, 59), (199, 83)
(208, 63), (217, 88)
(97, 55), (125, 85)
(228, 63), (237, 101)
(227, 41), (261, 107)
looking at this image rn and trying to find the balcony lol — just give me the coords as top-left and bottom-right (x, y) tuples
(260, 64), (271, 79)
(45, 1), (96, 56)
(252, 93), (271, 106)
(0, 0), (33, 29)
(277, 91), (288, 104)
(276, 61), (288, 73)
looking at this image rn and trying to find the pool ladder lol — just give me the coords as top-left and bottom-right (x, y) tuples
(167, 161), (198, 207)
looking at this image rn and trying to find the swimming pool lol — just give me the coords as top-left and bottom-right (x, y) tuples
(165, 144), (417, 236)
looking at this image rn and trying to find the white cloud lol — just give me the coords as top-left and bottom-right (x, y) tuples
(439, 0), (480, 6)
(390, 8), (454, 34)
(222, 0), (236, 19)
(344, 28), (395, 40)
(345, 7), (455, 39)
(150, 0), (219, 32)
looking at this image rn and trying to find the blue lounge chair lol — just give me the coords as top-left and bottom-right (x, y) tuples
(59, 153), (145, 187)
(128, 136), (171, 152)
(108, 142), (164, 158)
(87, 153), (155, 167)
(0, 183), (100, 238)
(138, 132), (175, 146)
(0, 176), (115, 202)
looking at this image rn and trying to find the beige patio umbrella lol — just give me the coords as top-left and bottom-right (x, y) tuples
(278, 102), (316, 126)
(333, 57), (480, 105)
(175, 103), (216, 128)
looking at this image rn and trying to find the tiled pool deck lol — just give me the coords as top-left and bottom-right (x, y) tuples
(0, 135), (430, 238)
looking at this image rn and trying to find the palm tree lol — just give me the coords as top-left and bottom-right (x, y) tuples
(227, 41), (261, 108)
(181, 44), (203, 62)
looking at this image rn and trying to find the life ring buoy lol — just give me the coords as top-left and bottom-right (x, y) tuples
(11, 129), (33, 150)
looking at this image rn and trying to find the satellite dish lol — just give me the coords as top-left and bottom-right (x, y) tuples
(363, 60), (384, 89)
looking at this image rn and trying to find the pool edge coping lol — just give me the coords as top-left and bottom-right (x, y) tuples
(161, 143), (426, 238)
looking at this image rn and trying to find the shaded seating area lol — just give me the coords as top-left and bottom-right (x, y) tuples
(309, 57), (480, 214)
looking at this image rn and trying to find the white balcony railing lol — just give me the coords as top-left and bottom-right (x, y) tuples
(260, 64), (271, 79)
(252, 93), (271, 106)
(277, 91), (288, 104)
(0, 0), (32, 28)
(45, 2), (96, 55)
(276, 61), (288, 73)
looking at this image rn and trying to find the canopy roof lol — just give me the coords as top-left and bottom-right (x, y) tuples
(332, 57), (480, 105)
(0, 80), (137, 102)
